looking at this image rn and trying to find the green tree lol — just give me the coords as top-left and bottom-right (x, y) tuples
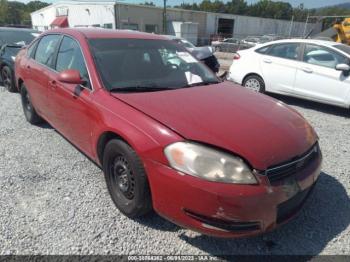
(0, 0), (49, 26)
(226, 0), (247, 15)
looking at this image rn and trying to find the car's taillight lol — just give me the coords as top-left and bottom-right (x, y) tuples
(233, 53), (241, 60)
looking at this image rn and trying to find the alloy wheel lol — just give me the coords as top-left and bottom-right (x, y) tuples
(244, 78), (261, 92)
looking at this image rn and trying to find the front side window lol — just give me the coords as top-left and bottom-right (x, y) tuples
(303, 44), (348, 69)
(268, 43), (300, 60)
(55, 36), (90, 87)
(34, 34), (61, 67)
(89, 38), (219, 91)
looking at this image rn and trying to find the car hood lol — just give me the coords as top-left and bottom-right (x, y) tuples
(111, 82), (317, 170)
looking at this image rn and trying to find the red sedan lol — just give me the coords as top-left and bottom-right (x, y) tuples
(15, 28), (322, 238)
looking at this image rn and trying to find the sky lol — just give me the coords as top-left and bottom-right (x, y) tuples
(11, 0), (350, 9)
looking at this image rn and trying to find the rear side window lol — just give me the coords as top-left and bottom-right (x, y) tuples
(303, 44), (348, 69)
(27, 40), (39, 58)
(255, 45), (271, 54)
(56, 36), (90, 88)
(267, 43), (300, 60)
(34, 35), (61, 68)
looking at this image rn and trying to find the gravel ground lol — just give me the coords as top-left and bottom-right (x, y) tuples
(0, 85), (349, 256)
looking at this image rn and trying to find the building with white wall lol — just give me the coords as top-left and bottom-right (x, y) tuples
(31, 0), (320, 44)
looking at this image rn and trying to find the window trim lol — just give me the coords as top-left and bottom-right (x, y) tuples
(29, 33), (94, 92)
(54, 35), (93, 90)
(300, 43), (349, 70)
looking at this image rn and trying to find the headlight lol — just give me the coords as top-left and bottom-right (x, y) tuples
(164, 142), (257, 184)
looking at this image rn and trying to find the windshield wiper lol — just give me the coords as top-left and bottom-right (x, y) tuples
(109, 86), (174, 93)
(182, 81), (221, 88)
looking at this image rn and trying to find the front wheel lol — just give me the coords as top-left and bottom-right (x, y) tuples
(243, 75), (265, 93)
(103, 139), (152, 218)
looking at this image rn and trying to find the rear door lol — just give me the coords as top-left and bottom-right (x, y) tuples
(293, 44), (350, 107)
(46, 36), (95, 155)
(25, 34), (61, 118)
(260, 43), (302, 93)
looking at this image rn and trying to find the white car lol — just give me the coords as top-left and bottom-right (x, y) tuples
(228, 39), (350, 108)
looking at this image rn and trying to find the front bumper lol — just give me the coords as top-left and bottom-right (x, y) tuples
(144, 151), (322, 238)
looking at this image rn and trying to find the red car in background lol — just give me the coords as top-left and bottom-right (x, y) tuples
(15, 28), (322, 238)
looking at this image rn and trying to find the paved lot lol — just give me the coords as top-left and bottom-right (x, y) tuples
(0, 85), (349, 256)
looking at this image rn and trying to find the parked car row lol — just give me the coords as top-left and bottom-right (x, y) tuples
(212, 34), (285, 53)
(228, 39), (350, 108)
(3, 28), (324, 238)
(0, 27), (40, 92)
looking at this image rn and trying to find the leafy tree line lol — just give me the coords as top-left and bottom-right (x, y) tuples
(0, 0), (49, 26)
(0, 0), (348, 27)
(172, 0), (350, 22)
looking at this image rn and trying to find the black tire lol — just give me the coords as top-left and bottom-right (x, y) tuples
(2, 66), (17, 92)
(20, 84), (43, 125)
(243, 75), (265, 93)
(103, 139), (152, 218)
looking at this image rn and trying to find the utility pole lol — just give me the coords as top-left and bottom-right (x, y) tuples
(289, 15), (294, 37)
(163, 0), (167, 34)
(303, 14), (309, 38)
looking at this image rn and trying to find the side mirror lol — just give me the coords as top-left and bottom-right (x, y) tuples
(58, 69), (85, 85)
(335, 63), (350, 72)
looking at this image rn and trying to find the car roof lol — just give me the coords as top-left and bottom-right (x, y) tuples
(161, 34), (181, 40)
(258, 38), (339, 48)
(47, 28), (168, 40)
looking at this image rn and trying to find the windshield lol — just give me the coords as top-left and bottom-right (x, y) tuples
(0, 30), (38, 46)
(89, 38), (219, 91)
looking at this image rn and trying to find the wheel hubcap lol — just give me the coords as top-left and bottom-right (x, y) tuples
(245, 79), (261, 92)
(112, 156), (135, 200)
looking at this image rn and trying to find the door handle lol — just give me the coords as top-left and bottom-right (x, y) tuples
(301, 67), (313, 73)
(263, 58), (272, 64)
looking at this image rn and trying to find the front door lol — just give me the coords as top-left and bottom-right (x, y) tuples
(294, 44), (350, 107)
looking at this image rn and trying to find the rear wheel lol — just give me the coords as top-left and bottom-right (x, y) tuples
(2, 66), (16, 92)
(243, 75), (265, 93)
(103, 139), (152, 218)
(20, 84), (43, 125)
